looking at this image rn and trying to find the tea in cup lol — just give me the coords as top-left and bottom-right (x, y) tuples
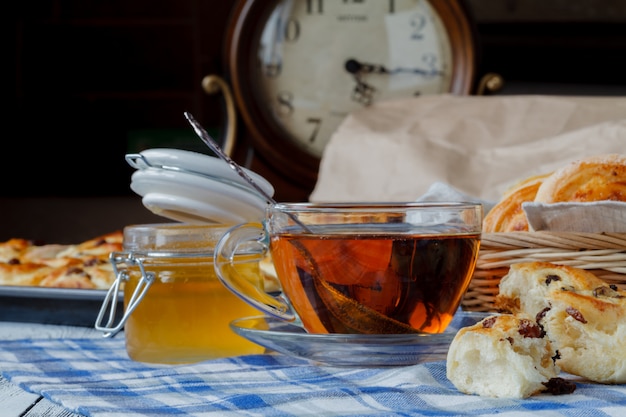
(215, 202), (482, 334)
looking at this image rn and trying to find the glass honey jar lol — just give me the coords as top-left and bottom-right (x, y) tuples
(96, 223), (265, 364)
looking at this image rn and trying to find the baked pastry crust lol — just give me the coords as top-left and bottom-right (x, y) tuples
(496, 261), (626, 384)
(534, 153), (626, 203)
(0, 262), (54, 287)
(483, 173), (550, 232)
(0, 231), (122, 290)
(0, 238), (32, 263)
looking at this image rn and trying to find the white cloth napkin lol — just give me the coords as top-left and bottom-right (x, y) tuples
(524, 201), (626, 232)
(416, 181), (496, 213)
(416, 183), (626, 233)
(309, 95), (626, 203)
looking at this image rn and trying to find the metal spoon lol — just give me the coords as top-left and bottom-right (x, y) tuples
(184, 112), (277, 205)
(184, 112), (312, 233)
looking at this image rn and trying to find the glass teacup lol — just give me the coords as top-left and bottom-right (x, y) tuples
(215, 202), (482, 334)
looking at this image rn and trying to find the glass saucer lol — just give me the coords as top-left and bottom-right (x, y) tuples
(230, 311), (491, 366)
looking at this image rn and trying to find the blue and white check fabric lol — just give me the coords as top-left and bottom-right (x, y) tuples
(0, 336), (625, 417)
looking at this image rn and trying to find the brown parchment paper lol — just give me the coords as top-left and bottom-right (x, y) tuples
(309, 95), (626, 202)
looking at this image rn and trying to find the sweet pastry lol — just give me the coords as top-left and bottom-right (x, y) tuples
(483, 153), (626, 232)
(0, 262), (55, 287)
(482, 173), (550, 232)
(0, 231), (122, 290)
(534, 153), (626, 203)
(36, 257), (117, 289)
(446, 313), (565, 398)
(496, 261), (626, 384)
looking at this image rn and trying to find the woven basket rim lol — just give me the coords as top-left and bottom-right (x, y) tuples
(480, 231), (626, 250)
(464, 232), (626, 311)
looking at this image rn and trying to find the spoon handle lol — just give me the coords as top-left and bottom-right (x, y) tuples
(184, 112), (313, 233)
(184, 112), (277, 205)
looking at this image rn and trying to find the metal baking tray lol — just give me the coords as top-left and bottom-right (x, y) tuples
(0, 286), (123, 327)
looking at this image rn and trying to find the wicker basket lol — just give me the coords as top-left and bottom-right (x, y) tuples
(462, 232), (626, 312)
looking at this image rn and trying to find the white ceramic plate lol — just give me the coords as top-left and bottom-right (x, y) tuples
(130, 168), (269, 223)
(230, 311), (491, 366)
(126, 148), (274, 197)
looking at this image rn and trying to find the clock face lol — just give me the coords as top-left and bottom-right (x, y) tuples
(226, 0), (475, 188)
(249, 0), (454, 158)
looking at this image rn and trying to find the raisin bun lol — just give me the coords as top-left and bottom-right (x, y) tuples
(495, 262), (608, 315)
(482, 173), (550, 233)
(446, 314), (562, 398)
(534, 153), (626, 203)
(537, 288), (626, 384)
(496, 261), (626, 384)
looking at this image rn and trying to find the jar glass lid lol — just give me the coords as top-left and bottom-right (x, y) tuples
(122, 223), (236, 254)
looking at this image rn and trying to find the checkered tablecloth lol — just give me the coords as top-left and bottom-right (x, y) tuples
(1, 333), (625, 417)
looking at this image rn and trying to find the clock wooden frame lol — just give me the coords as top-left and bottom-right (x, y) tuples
(224, 0), (477, 191)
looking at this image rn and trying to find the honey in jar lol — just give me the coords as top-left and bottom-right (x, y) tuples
(99, 223), (265, 364)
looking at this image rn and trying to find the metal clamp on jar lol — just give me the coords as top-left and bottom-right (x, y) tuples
(95, 223), (266, 364)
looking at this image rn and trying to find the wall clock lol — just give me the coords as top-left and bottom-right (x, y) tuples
(224, 0), (477, 192)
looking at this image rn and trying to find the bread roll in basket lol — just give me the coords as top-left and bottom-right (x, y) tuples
(463, 154), (626, 312)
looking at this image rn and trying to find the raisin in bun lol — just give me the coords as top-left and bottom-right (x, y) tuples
(446, 314), (562, 398)
(496, 261), (626, 384)
(483, 173), (550, 232)
(534, 153), (626, 203)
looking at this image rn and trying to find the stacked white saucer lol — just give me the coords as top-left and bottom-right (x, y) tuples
(126, 148), (274, 224)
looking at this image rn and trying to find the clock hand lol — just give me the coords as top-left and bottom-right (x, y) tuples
(345, 59), (388, 75)
(345, 58), (441, 77)
(345, 55), (444, 106)
(351, 75), (375, 106)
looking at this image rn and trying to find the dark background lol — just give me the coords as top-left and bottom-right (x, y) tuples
(5, 0), (626, 242)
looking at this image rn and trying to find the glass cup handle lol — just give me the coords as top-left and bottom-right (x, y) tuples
(214, 222), (297, 322)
